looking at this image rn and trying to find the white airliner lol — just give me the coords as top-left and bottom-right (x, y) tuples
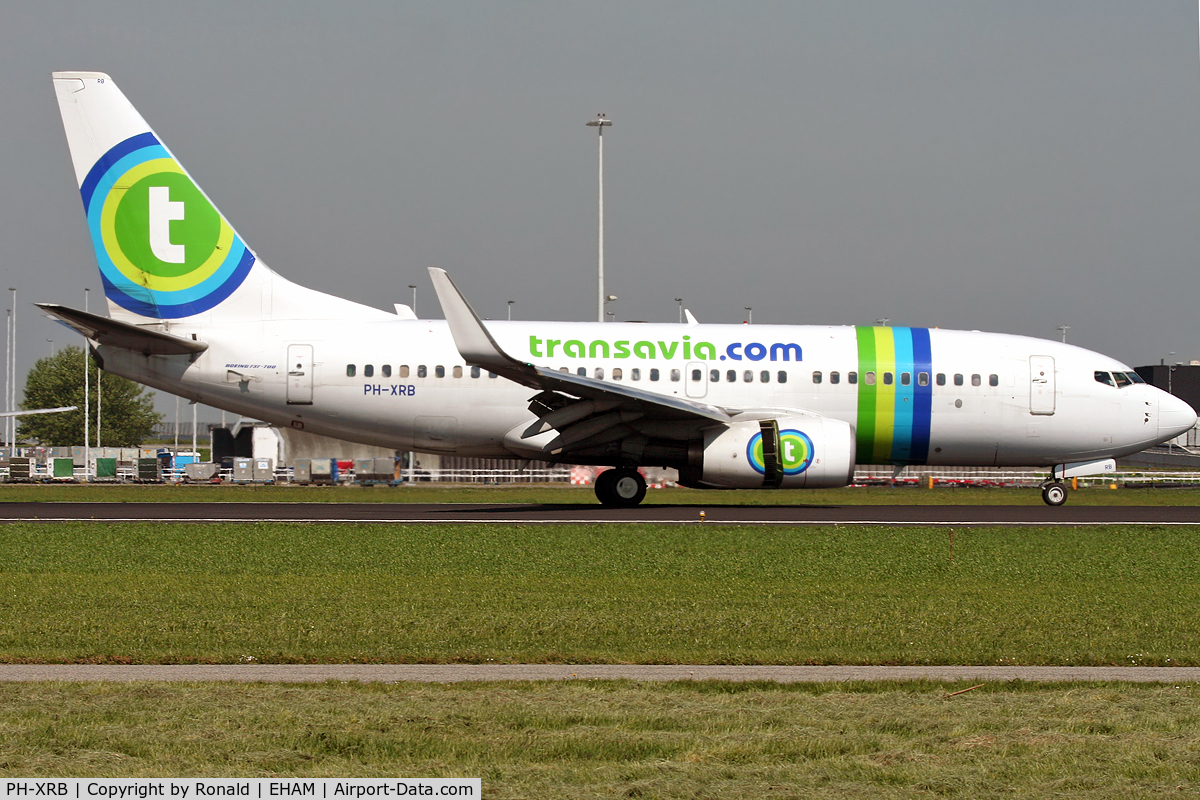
(43, 72), (1196, 506)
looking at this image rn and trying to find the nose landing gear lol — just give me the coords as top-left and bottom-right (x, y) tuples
(1040, 479), (1068, 506)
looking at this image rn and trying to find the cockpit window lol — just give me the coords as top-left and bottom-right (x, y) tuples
(1094, 371), (1115, 387)
(1113, 372), (1132, 388)
(1127, 371), (1145, 384)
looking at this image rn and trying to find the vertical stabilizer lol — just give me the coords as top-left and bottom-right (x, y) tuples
(53, 72), (262, 323)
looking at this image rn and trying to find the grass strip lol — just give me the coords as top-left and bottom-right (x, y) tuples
(2, 522), (1199, 665)
(0, 680), (1198, 797)
(5, 482), (1200, 504)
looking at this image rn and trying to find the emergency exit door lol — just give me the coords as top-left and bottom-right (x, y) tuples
(287, 344), (314, 405)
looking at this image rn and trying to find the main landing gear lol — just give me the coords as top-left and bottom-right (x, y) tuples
(595, 468), (647, 508)
(1040, 479), (1068, 507)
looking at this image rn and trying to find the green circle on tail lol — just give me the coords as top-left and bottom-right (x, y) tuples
(113, 172), (221, 278)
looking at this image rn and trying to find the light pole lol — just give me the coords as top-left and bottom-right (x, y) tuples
(875, 318), (890, 327)
(84, 288), (89, 476)
(1057, 325), (1069, 343)
(8, 288), (14, 448)
(675, 298), (683, 324)
(745, 307), (753, 324)
(409, 285), (417, 317)
(507, 300), (515, 321)
(586, 113), (612, 321)
(4, 308), (10, 447)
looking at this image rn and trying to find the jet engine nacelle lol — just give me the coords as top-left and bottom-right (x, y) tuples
(693, 415), (856, 489)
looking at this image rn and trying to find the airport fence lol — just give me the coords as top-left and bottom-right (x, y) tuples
(5, 460), (1200, 487)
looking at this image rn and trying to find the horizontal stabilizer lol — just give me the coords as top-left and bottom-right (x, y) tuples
(0, 406), (76, 418)
(37, 304), (208, 355)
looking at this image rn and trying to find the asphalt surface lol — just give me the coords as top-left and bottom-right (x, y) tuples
(2, 501), (1200, 525)
(1, 665), (1198, 683)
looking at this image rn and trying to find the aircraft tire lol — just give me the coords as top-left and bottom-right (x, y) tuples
(594, 469), (617, 505)
(1041, 481), (1068, 507)
(597, 468), (647, 507)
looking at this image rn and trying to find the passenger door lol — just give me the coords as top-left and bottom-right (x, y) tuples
(1029, 355), (1055, 415)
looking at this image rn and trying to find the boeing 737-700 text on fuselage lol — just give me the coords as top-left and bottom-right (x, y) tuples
(41, 72), (1197, 506)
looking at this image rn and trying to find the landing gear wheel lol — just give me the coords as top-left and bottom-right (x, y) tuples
(595, 468), (647, 507)
(1041, 481), (1068, 507)
(594, 469), (617, 503)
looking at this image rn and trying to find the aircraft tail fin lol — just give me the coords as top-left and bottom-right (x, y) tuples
(52, 72), (270, 323)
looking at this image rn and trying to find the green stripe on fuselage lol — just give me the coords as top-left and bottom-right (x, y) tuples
(855, 327), (875, 463)
(855, 326), (897, 463)
(872, 326), (896, 463)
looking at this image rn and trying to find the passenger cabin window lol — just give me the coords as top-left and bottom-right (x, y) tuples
(692, 369), (703, 382)
(559, 367), (569, 373)
(596, 367), (605, 380)
(989, 374), (999, 387)
(650, 368), (660, 381)
(670, 369), (681, 382)
(778, 371), (788, 384)
(364, 364), (374, 378)
(435, 366), (445, 378)
(971, 374), (981, 386)
(954, 373), (964, 386)
(577, 367), (586, 377)
(848, 372), (858, 385)
(918, 372), (929, 386)
(710, 369), (720, 382)
(900, 372), (910, 386)
(760, 371), (770, 383)
(812, 371), (823, 384)
(417, 365), (427, 378)
(613, 368), (623, 380)
(830, 371), (840, 384)
(470, 366), (480, 378)
(631, 368), (641, 381)
(864, 371), (875, 385)
(743, 370), (753, 383)
(453, 366), (463, 378)
(400, 365), (410, 378)
(488, 371), (497, 378)
(727, 370), (737, 383)
(936, 373), (946, 386)
(883, 372), (893, 386)
(346, 364), (356, 377)
(382, 365), (392, 378)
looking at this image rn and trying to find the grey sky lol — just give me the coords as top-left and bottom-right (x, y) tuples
(2, 2), (1199, 419)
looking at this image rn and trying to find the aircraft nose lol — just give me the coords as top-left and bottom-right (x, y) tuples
(1158, 391), (1197, 440)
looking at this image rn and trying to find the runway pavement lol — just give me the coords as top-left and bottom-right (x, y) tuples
(1, 501), (1199, 525)
(0, 664), (1197, 683)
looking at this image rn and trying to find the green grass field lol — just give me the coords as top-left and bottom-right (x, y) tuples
(4, 520), (1200, 791)
(4, 481), (1200, 504)
(2, 522), (1198, 666)
(3, 680), (1199, 796)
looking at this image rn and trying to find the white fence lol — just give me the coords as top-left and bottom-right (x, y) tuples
(5, 463), (1200, 486)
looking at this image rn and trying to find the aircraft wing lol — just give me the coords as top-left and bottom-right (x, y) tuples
(429, 268), (735, 456)
(37, 304), (208, 355)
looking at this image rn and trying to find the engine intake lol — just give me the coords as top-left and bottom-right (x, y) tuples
(690, 415), (856, 489)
